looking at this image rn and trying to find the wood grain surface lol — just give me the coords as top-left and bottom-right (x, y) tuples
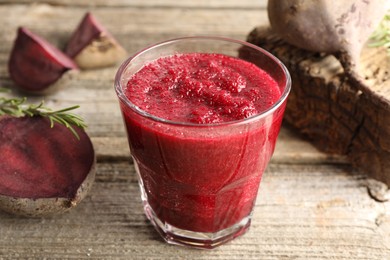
(0, 1), (389, 259)
(247, 26), (390, 186)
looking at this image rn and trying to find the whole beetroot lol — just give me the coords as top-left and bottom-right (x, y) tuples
(267, 0), (389, 91)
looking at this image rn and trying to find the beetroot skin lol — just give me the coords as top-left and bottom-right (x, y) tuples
(0, 116), (95, 217)
(65, 12), (127, 69)
(267, 0), (389, 70)
(65, 12), (106, 58)
(8, 27), (78, 93)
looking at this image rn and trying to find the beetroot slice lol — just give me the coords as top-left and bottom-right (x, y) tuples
(0, 116), (95, 217)
(8, 27), (78, 93)
(64, 12), (127, 69)
(64, 12), (108, 58)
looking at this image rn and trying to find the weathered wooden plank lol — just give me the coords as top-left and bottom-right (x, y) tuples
(0, 4), (269, 46)
(0, 0), (268, 8)
(0, 162), (388, 259)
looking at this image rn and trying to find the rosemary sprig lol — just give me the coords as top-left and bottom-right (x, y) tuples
(0, 96), (87, 140)
(369, 11), (390, 55)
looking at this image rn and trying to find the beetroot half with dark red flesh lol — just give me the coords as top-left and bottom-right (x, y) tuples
(0, 116), (95, 217)
(8, 27), (78, 93)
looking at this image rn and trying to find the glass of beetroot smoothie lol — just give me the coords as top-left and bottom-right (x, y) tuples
(115, 36), (291, 249)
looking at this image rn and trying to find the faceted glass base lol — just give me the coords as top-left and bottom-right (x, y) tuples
(143, 202), (251, 249)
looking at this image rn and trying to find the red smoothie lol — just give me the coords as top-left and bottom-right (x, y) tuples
(120, 53), (285, 233)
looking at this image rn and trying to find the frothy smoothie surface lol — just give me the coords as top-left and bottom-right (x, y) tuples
(125, 53), (281, 124)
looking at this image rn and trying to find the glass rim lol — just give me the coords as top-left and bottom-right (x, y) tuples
(114, 36), (291, 127)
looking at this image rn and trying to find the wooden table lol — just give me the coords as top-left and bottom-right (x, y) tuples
(0, 1), (389, 259)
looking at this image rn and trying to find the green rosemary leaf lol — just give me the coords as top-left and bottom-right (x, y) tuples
(369, 12), (390, 54)
(67, 125), (80, 140)
(0, 96), (86, 139)
(49, 115), (71, 128)
(50, 105), (81, 114)
(48, 114), (81, 140)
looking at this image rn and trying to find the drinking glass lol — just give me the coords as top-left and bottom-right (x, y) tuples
(114, 36), (291, 249)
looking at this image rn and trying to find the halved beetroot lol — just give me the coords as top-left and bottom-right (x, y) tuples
(0, 116), (95, 217)
(8, 27), (78, 94)
(65, 12), (127, 69)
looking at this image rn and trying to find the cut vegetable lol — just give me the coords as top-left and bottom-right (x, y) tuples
(8, 27), (78, 94)
(65, 12), (127, 69)
(0, 116), (95, 217)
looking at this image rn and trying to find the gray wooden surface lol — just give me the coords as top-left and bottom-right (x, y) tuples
(0, 1), (389, 259)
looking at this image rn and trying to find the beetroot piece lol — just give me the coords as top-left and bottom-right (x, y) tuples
(65, 12), (127, 69)
(0, 116), (96, 217)
(8, 27), (78, 94)
(267, 0), (389, 90)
